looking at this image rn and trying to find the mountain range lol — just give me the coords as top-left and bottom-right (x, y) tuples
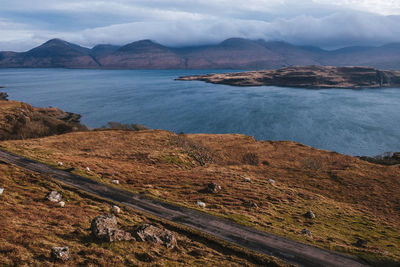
(1, 38), (400, 69)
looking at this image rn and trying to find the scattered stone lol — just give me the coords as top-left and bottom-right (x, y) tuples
(244, 177), (251, 182)
(59, 201), (65, 207)
(244, 201), (258, 208)
(144, 184), (153, 188)
(50, 246), (70, 262)
(197, 201), (206, 208)
(355, 238), (368, 247)
(134, 224), (177, 249)
(304, 210), (316, 219)
(111, 179), (120, 184)
(268, 179), (275, 184)
(0, 188), (4, 195)
(0, 92), (9, 101)
(302, 228), (312, 237)
(85, 167), (91, 172)
(206, 182), (221, 193)
(57, 162), (63, 166)
(91, 214), (133, 242)
(111, 205), (121, 214)
(45, 191), (62, 202)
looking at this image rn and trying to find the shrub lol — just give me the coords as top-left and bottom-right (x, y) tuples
(242, 153), (259, 166)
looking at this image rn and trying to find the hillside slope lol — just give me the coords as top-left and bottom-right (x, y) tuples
(1, 129), (399, 266)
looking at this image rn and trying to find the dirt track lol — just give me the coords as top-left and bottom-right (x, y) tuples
(0, 149), (367, 267)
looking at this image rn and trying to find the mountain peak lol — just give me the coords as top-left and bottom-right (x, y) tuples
(117, 39), (167, 53)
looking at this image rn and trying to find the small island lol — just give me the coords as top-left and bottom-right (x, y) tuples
(177, 66), (400, 89)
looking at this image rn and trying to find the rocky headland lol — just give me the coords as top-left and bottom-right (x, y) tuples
(177, 66), (400, 89)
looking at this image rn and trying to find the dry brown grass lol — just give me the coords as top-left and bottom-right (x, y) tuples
(0, 162), (286, 266)
(0, 100), (86, 141)
(1, 129), (399, 265)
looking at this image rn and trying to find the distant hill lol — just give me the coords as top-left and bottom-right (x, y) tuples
(1, 38), (400, 69)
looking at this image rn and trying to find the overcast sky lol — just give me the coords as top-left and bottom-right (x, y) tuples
(1, 0), (400, 51)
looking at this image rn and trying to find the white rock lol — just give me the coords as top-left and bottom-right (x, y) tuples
(268, 179), (276, 184)
(111, 205), (121, 214)
(111, 179), (120, 184)
(197, 201), (206, 208)
(45, 191), (62, 202)
(0, 188), (4, 195)
(57, 162), (63, 166)
(59, 201), (65, 207)
(244, 177), (251, 182)
(85, 167), (91, 172)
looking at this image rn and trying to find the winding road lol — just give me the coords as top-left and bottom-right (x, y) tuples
(0, 149), (367, 267)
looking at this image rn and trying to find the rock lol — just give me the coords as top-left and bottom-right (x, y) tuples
(268, 179), (275, 184)
(50, 246), (70, 262)
(45, 191), (62, 202)
(0, 188), (4, 195)
(0, 92), (9, 101)
(355, 238), (368, 247)
(206, 182), (221, 193)
(304, 210), (316, 219)
(91, 214), (132, 242)
(134, 224), (177, 249)
(243, 201), (258, 208)
(144, 184), (153, 188)
(85, 167), (91, 172)
(59, 201), (65, 207)
(244, 177), (251, 182)
(111, 205), (121, 214)
(104, 228), (133, 242)
(57, 162), (63, 166)
(197, 201), (206, 208)
(111, 179), (120, 184)
(302, 228), (312, 237)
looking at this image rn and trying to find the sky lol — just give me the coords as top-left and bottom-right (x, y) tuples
(1, 0), (400, 51)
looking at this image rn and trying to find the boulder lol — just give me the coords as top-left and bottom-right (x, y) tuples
(206, 182), (221, 193)
(197, 201), (206, 208)
(0, 92), (8, 101)
(111, 179), (120, 184)
(91, 214), (132, 242)
(111, 205), (121, 214)
(85, 167), (91, 172)
(268, 179), (275, 184)
(244, 177), (251, 182)
(302, 228), (312, 237)
(134, 224), (177, 249)
(243, 201), (258, 208)
(59, 201), (65, 207)
(50, 246), (70, 262)
(45, 191), (62, 202)
(304, 210), (316, 219)
(0, 188), (4, 195)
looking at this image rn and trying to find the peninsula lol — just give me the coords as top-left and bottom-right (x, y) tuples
(177, 66), (400, 89)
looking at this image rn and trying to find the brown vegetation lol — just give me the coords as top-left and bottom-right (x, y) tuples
(0, 162), (285, 266)
(0, 100), (86, 140)
(2, 129), (399, 265)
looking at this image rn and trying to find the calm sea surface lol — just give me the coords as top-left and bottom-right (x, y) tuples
(0, 68), (399, 156)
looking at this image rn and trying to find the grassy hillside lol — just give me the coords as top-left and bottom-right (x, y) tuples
(1, 129), (399, 266)
(0, 161), (287, 266)
(0, 100), (86, 141)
